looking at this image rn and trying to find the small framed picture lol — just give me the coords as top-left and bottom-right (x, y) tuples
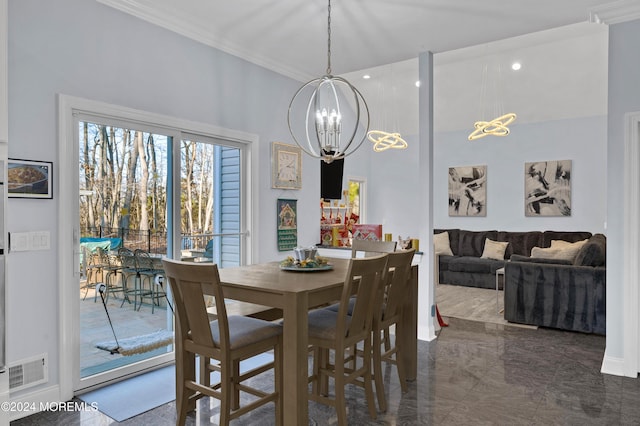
(272, 142), (302, 190)
(7, 158), (53, 199)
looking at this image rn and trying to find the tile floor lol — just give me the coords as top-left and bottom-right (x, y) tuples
(12, 305), (640, 425)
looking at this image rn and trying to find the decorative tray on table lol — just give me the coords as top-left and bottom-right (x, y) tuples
(279, 256), (333, 272)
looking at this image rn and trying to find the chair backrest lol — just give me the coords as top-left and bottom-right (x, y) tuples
(134, 249), (154, 270)
(377, 249), (416, 327)
(351, 239), (397, 258)
(118, 247), (136, 269)
(162, 259), (228, 355)
(338, 254), (389, 346)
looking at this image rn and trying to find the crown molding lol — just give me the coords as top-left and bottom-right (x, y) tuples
(589, 0), (640, 25)
(96, 0), (310, 82)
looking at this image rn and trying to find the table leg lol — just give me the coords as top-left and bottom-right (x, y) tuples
(282, 292), (309, 425)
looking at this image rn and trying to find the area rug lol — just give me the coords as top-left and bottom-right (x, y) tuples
(79, 365), (175, 422)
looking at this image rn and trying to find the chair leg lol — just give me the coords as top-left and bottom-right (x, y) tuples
(362, 337), (377, 420)
(311, 346), (321, 396)
(319, 348), (330, 397)
(383, 327), (391, 352)
(372, 329), (387, 412)
(334, 349), (348, 426)
(219, 359), (232, 426)
(231, 359), (240, 410)
(176, 348), (194, 426)
(394, 336), (408, 393)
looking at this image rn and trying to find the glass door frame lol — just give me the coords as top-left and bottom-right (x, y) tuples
(58, 95), (259, 398)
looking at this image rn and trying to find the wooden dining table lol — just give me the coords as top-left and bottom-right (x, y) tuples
(207, 257), (419, 425)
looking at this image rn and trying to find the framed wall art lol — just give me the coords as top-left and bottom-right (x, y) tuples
(525, 160), (571, 216)
(448, 165), (487, 216)
(277, 198), (298, 251)
(271, 142), (302, 189)
(7, 158), (53, 199)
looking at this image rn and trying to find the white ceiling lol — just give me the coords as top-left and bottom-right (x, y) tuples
(97, 0), (622, 133)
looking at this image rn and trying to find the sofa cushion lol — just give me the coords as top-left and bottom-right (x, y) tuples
(434, 229), (460, 256)
(457, 230), (498, 257)
(497, 231), (543, 258)
(433, 231), (454, 256)
(541, 231), (592, 247)
(447, 256), (505, 274)
(510, 254), (573, 266)
(573, 234), (606, 267)
(437, 254), (455, 272)
(480, 238), (508, 260)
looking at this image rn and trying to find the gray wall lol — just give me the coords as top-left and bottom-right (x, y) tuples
(433, 116), (607, 233)
(7, 0), (321, 391)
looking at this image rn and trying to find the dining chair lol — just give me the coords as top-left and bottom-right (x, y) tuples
(325, 237), (397, 314)
(307, 254), (389, 426)
(370, 248), (415, 412)
(161, 259), (283, 426)
(351, 239), (397, 258)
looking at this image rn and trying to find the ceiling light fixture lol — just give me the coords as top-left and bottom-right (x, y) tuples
(366, 64), (408, 152)
(287, 0), (369, 164)
(468, 60), (517, 141)
(511, 62), (522, 71)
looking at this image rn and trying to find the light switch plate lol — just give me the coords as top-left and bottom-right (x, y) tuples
(10, 232), (29, 252)
(30, 231), (50, 250)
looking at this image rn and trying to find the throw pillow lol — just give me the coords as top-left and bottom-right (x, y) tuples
(549, 239), (588, 261)
(433, 232), (454, 256)
(480, 238), (508, 261)
(530, 243), (585, 262)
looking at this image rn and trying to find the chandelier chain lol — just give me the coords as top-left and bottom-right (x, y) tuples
(326, 0), (332, 75)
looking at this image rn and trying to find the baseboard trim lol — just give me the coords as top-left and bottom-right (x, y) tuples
(600, 349), (633, 377)
(9, 384), (60, 421)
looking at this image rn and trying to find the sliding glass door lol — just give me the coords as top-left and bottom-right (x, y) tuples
(71, 109), (248, 392)
(78, 120), (174, 380)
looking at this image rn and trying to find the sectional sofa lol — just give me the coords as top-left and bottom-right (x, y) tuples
(434, 228), (606, 334)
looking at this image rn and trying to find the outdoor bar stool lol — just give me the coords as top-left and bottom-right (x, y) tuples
(118, 247), (144, 310)
(134, 249), (167, 313)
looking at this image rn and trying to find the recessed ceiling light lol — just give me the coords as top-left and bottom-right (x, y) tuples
(363, 74), (371, 79)
(511, 62), (522, 71)
(415, 80), (421, 87)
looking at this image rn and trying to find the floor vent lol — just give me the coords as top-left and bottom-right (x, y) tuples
(9, 353), (48, 392)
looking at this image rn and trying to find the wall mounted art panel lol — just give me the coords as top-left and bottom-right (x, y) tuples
(448, 165), (486, 217)
(525, 160), (571, 216)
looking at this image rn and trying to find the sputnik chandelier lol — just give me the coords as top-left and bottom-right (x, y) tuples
(468, 61), (516, 141)
(287, 0), (369, 163)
